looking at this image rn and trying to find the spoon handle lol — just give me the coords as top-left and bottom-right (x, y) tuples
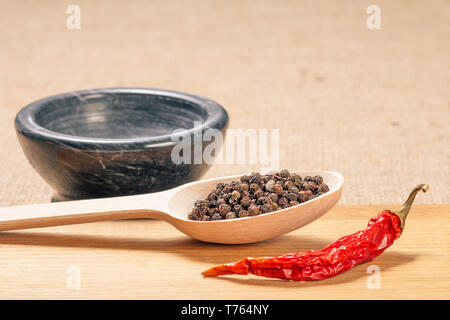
(0, 192), (170, 231)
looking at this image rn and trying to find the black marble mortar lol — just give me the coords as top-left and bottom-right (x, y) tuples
(15, 88), (228, 201)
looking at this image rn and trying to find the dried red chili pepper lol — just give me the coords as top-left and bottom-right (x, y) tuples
(202, 184), (428, 281)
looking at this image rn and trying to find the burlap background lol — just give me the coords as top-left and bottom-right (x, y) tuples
(0, 0), (448, 206)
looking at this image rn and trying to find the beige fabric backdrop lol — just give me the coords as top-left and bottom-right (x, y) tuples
(0, 0), (448, 206)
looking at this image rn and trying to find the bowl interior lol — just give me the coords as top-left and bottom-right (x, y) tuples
(33, 92), (207, 139)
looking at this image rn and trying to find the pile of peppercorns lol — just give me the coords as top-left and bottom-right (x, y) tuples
(188, 169), (329, 221)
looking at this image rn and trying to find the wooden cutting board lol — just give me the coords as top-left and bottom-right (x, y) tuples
(0, 205), (448, 299)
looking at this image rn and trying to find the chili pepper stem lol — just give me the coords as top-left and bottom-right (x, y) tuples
(394, 184), (429, 229)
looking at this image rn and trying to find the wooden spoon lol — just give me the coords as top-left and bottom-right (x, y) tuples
(0, 171), (343, 244)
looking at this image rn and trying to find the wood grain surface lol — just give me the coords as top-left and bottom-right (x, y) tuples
(0, 204), (448, 299)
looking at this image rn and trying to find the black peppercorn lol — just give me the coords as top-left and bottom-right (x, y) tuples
(265, 179), (275, 192)
(298, 191), (309, 202)
(240, 196), (252, 207)
(286, 193), (298, 202)
(211, 213), (222, 220)
(188, 212), (197, 220)
(262, 197), (272, 205)
(280, 169), (290, 178)
(254, 189), (264, 199)
(225, 212), (237, 219)
(313, 175), (323, 184)
(288, 186), (299, 194)
(272, 202), (279, 210)
(284, 180), (295, 189)
(216, 183), (226, 190)
(318, 184), (329, 193)
(241, 190), (250, 198)
(240, 175), (251, 183)
(198, 206), (208, 217)
(223, 193), (231, 202)
(249, 183), (261, 193)
(269, 193), (278, 203)
(261, 203), (273, 213)
(231, 190), (241, 199)
(248, 205), (260, 216)
(272, 184), (283, 195)
(293, 174), (303, 183)
(187, 170), (329, 221)
(194, 200), (203, 207)
(250, 174), (261, 185)
(217, 198), (226, 206)
(229, 196), (239, 205)
(233, 204), (243, 213)
(218, 204), (231, 216)
(278, 197), (288, 206)
(209, 200), (217, 208)
(238, 210), (249, 218)
(207, 192), (216, 201)
(208, 208), (218, 216)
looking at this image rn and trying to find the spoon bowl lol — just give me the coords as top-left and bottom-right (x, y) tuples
(0, 171), (343, 244)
